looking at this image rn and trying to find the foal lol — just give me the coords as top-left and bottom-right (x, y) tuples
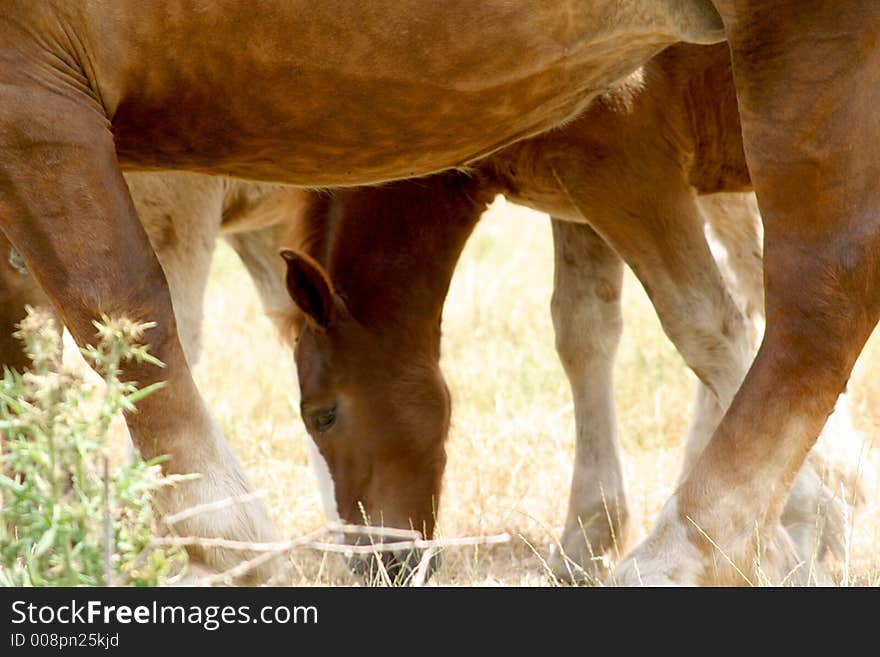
(281, 43), (856, 582)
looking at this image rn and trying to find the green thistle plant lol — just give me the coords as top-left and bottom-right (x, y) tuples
(0, 307), (190, 586)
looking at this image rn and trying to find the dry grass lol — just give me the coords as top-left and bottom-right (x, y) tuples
(181, 196), (877, 585)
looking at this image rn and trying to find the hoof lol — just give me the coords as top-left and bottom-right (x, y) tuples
(156, 453), (281, 584)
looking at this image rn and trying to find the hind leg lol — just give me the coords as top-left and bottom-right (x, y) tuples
(616, 1), (880, 584)
(0, 73), (277, 579)
(700, 192), (873, 511)
(553, 166), (843, 576)
(546, 219), (627, 581)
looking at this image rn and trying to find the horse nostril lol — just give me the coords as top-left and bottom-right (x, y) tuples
(346, 547), (442, 585)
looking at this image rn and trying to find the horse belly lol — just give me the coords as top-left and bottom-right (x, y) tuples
(93, 1), (724, 184)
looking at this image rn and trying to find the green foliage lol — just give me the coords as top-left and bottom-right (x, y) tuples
(0, 308), (189, 586)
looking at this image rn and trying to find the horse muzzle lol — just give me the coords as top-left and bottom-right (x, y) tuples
(346, 538), (442, 584)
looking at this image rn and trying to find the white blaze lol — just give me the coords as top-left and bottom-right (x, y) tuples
(307, 437), (342, 528)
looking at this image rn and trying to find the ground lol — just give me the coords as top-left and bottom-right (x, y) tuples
(190, 196), (879, 586)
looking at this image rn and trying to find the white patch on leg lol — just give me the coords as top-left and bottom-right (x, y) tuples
(623, 412), (818, 585)
(155, 420), (280, 582)
(783, 465), (844, 556)
(813, 393), (877, 505)
(614, 495), (704, 586)
(307, 437), (341, 530)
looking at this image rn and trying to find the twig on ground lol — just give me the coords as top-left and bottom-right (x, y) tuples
(145, 492), (509, 584)
(139, 526), (510, 585)
(150, 531), (510, 555)
(410, 547), (439, 587)
(160, 490), (267, 531)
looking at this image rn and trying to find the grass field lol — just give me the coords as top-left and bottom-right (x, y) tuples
(191, 195), (878, 586)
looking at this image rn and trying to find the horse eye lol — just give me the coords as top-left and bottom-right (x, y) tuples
(312, 407), (337, 434)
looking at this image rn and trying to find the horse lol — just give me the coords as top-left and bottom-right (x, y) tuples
(1, 1), (878, 584)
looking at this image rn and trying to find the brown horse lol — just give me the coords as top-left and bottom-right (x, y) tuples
(1, 2), (878, 584)
(280, 43), (868, 583)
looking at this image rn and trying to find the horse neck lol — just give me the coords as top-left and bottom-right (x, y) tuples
(285, 190), (337, 265)
(326, 172), (491, 353)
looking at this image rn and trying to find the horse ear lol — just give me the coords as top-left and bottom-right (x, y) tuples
(280, 250), (335, 329)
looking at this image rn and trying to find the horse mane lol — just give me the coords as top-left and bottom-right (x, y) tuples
(324, 171), (492, 333)
(273, 189), (341, 344)
(275, 170), (494, 348)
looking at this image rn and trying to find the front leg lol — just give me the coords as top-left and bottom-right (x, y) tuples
(547, 219), (627, 582)
(0, 56), (278, 581)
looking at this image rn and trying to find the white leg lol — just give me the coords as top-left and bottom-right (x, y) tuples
(697, 193), (765, 340)
(546, 219), (628, 581)
(125, 172), (227, 365)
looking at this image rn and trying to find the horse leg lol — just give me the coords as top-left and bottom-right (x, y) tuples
(697, 193), (765, 335)
(126, 172), (226, 366)
(552, 164), (843, 577)
(697, 192), (845, 573)
(700, 193), (874, 510)
(553, 173), (755, 466)
(0, 77), (277, 580)
(691, 194), (763, 474)
(223, 223), (292, 327)
(615, 1), (880, 584)
(675, 193), (763, 478)
(221, 184), (315, 340)
(546, 218), (627, 581)
(0, 172), (224, 370)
